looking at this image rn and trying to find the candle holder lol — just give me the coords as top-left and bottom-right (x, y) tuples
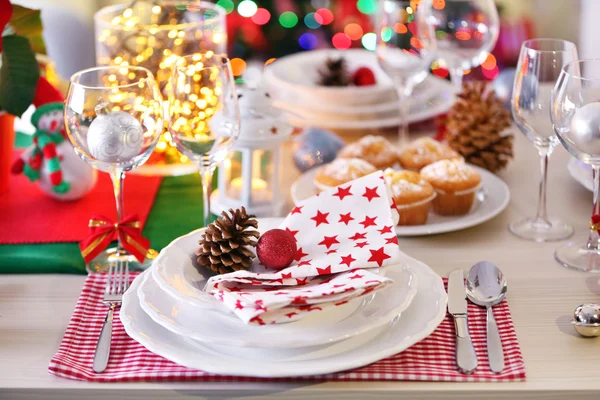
(212, 85), (294, 217)
(94, 0), (226, 172)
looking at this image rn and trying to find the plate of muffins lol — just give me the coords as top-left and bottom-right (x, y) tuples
(291, 136), (510, 236)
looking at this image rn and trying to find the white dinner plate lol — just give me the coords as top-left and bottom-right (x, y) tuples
(121, 255), (447, 377)
(148, 220), (418, 348)
(568, 156), (593, 192)
(139, 259), (417, 348)
(291, 166), (510, 236)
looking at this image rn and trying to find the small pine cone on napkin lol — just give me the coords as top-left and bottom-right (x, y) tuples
(318, 57), (350, 87)
(446, 81), (514, 173)
(196, 207), (260, 275)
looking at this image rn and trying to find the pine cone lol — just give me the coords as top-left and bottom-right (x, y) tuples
(318, 57), (350, 87)
(446, 81), (514, 173)
(195, 207), (260, 275)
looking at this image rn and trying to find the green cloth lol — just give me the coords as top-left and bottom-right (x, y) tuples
(0, 132), (216, 274)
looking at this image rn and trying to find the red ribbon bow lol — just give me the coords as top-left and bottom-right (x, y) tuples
(79, 214), (150, 264)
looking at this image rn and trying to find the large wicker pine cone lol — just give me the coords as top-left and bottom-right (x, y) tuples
(196, 207), (260, 275)
(446, 81), (514, 173)
(318, 57), (350, 87)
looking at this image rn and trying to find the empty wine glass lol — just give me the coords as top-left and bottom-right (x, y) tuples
(168, 53), (240, 228)
(377, 0), (437, 146)
(422, 0), (499, 91)
(510, 39), (577, 242)
(552, 59), (600, 272)
(64, 66), (164, 272)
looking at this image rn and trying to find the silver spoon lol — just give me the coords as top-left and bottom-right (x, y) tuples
(466, 261), (507, 373)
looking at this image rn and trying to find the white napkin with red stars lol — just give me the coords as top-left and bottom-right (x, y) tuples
(205, 171), (403, 325)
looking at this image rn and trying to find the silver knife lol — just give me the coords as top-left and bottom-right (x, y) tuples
(448, 269), (478, 374)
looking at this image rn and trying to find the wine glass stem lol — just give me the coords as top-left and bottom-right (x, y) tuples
(450, 67), (464, 93)
(586, 165), (600, 250)
(200, 166), (215, 227)
(533, 149), (551, 226)
(110, 170), (125, 255)
(395, 84), (413, 147)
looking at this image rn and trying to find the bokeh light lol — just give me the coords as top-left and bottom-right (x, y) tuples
(237, 0), (258, 18)
(381, 27), (393, 42)
(482, 65), (499, 79)
(299, 33), (319, 50)
(265, 58), (277, 66)
(215, 0), (234, 14)
(230, 58), (247, 76)
(361, 32), (377, 51)
(304, 12), (321, 29)
(394, 23), (408, 34)
(279, 11), (299, 28)
(357, 0), (377, 15)
(481, 53), (497, 70)
(345, 23), (364, 40)
(332, 32), (352, 49)
(315, 8), (334, 25)
(251, 8), (271, 25)
(433, 0), (446, 10)
(455, 27), (472, 41)
(432, 67), (449, 78)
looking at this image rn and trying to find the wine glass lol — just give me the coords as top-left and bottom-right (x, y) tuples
(64, 66), (164, 272)
(421, 0), (499, 92)
(168, 53), (240, 228)
(552, 59), (600, 272)
(377, 0), (437, 146)
(510, 39), (577, 242)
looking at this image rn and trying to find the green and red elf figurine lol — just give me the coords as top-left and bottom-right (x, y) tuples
(11, 77), (97, 200)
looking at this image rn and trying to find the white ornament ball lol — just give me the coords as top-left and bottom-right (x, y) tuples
(570, 102), (600, 155)
(38, 141), (98, 201)
(87, 111), (144, 163)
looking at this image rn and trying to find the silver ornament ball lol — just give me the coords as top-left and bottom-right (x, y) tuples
(87, 111), (144, 163)
(570, 102), (600, 156)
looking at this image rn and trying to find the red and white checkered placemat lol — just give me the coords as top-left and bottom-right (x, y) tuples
(48, 273), (526, 382)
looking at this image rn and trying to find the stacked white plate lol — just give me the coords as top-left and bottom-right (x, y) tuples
(121, 218), (448, 377)
(264, 49), (456, 130)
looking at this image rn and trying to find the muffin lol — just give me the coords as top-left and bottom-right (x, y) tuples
(384, 169), (436, 226)
(337, 135), (399, 169)
(398, 137), (462, 171)
(314, 158), (377, 191)
(420, 160), (482, 216)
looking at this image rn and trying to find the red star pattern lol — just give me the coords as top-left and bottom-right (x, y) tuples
(297, 259), (312, 267)
(250, 316), (266, 325)
(316, 265), (332, 275)
(296, 277), (308, 285)
(333, 185), (353, 200)
(311, 210), (330, 227)
(325, 249), (338, 255)
(228, 287), (241, 292)
(354, 241), (369, 248)
(254, 300), (267, 312)
(340, 254), (357, 268)
(359, 215), (377, 229)
(391, 197), (399, 210)
(318, 235), (340, 249)
(294, 247), (308, 261)
(362, 186), (380, 202)
(378, 225), (393, 234)
(335, 300), (349, 306)
(349, 273), (364, 280)
(385, 236), (399, 245)
(281, 272), (292, 279)
(270, 278), (283, 284)
(285, 312), (297, 319)
(291, 206), (303, 214)
(349, 232), (367, 241)
(368, 247), (391, 267)
(333, 284), (346, 288)
(338, 212), (354, 225)
(235, 300), (244, 310)
(290, 296), (307, 305)
(285, 227), (299, 241)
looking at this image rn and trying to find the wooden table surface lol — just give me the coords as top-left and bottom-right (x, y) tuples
(1, 130), (600, 399)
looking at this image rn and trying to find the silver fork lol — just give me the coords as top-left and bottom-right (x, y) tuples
(93, 260), (129, 373)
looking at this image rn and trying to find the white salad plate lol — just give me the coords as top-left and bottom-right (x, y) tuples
(121, 255), (447, 377)
(139, 259), (417, 348)
(568, 156), (593, 192)
(147, 218), (418, 348)
(291, 166), (510, 236)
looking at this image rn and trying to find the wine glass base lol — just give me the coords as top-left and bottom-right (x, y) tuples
(555, 242), (600, 273)
(508, 217), (574, 242)
(86, 247), (157, 274)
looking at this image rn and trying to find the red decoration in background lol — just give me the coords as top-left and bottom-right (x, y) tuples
(0, 0), (13, 52)
(353, 67), (376, 86)
(257, 229), (298, 269)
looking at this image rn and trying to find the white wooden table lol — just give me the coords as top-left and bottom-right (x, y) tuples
(1, 132), (599, 399)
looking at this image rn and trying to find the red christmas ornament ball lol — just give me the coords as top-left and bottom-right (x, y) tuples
(257, 229), (297, 269)
(353, 67), (376, 86)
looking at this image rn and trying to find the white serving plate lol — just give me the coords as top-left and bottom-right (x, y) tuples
(139, 258), (417, 348)
(568, 156), (593, 192)
(121, 255), (447, 377)
(291, 166), (510, 236)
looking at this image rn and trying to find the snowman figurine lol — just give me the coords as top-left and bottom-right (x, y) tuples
(12, 78), (97, 201)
